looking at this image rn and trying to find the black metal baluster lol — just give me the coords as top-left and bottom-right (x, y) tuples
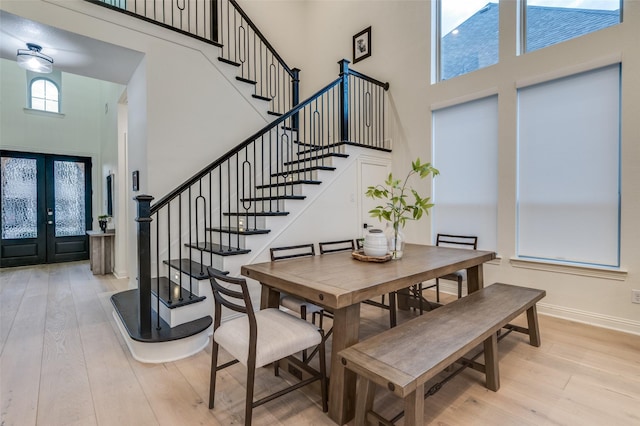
(166, 200), (171, 305)
(155, 210), (161, 330)
(179, 191), (184, 302)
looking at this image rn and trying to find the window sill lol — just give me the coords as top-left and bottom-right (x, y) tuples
(510, 257), (627, 281)
(23, 108), (65, 118)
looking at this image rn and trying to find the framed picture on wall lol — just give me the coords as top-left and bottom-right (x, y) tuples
(353, 26), (371, 64)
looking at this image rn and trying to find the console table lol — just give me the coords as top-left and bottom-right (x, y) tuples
(87, 230), (115, 275)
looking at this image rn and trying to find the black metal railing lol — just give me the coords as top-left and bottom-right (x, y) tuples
(86, 0), (298, 115)
(135, 60), (389, 335)
(217, 0), (299, 115)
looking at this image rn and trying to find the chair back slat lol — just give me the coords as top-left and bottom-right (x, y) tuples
(207, 267), (253, 314)
(270, 243), (316, 261)
(318, 239), (355, 254)
(436, 234), (478, 250)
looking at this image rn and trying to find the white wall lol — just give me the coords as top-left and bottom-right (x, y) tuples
(237, 0), (640, 334)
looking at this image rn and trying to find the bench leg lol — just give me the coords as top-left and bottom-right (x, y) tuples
(354, 377), (376, 426)
(526, 305), (541, 347)
(404, 383), (424, 426)
(484, 332), (500, 391)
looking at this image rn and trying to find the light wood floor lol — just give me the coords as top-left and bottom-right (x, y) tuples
(1, 261), (639, 425)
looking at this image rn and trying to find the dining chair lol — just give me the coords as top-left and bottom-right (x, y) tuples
(320, 239), (397, 328)
(269, 244), (325, 328)
(434, 234), (478, 301)
(318, 239), (355, 254)
(207, 268), (328, 426)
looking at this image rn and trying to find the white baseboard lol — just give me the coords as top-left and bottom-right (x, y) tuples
(112, 310), (210, 363)
(437, 282), (640, 336)
(536, 303), (640, 336)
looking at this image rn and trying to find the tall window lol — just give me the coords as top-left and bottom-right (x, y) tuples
(436, 0), (499, 81)
(30, 78), (59, 113)
(517, 64), (621, 267)
(523, 0), (621, 53)
(432, 96), (498, 251)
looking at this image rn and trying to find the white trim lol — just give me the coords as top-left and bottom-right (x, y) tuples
(537, 304), (640, 336)
(112, 310), (210, 363)
(23, 107), (65, 118)
(515, 54), (622, 89)
(510, 257), (627, 281)
(430, 87), (498, 111)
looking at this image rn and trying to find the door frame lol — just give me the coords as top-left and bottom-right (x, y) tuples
(1, 150), (92, 267)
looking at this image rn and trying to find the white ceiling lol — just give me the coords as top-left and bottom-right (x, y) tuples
(0, 10), (144, 85)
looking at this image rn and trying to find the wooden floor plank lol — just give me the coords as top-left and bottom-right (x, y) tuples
(37, 264), (97, 426)
(0, 267), (49, 426)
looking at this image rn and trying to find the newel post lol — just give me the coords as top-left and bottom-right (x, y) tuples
(292, 67), (300, 130)
(135, 194), (154, 337)
(338, 59), (350, 142)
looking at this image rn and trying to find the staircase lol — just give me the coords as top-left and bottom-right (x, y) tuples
(89, 0), (391, 363)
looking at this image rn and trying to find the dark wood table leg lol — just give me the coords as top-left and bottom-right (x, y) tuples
(329, 303), (360, 425)
(526, 305), (542, 347)
(466, 263), (484, 293)
(260, 284), (280, 309)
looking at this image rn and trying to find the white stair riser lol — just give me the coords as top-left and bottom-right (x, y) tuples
(226, 215), (268, 229)
(210, 232), (248, 248)
(152, 292), (212, 328)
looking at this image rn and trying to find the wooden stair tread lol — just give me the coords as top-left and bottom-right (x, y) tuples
(222, 211), (289, 216)
(163, 259), (227, 280)
(256, 180), (321, 189)
(236, 76), (256, 85)
(241, 195), (306, 201)
(270, 166), (336, 177)
(185, 242), (251, 256)
(206, 226), (270, 235)
(111, 289), (212, 343)
(151, 277), (206, 309)
(285, 153), (348, 166)
(252, 94), (271, 102)
(218, 57), (240, 67)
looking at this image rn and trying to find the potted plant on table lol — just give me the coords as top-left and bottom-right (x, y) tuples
(365, 158), (439, 259)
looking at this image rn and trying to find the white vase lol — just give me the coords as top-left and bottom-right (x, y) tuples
(363, 228), (388, 257)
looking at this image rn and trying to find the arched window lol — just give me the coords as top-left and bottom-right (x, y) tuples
(30, 78), (59, 113)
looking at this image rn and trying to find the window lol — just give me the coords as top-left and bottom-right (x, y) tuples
(523, 0), (621, 53)
(30, 78), (59, 113)
(432, 95), (498, 251)
(436, 0), (499, 81)
(517, 64), (620, 267)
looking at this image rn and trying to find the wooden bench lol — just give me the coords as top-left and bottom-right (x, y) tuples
(338, 283), (546, 426)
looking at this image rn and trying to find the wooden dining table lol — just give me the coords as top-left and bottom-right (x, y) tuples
(241, 243), (496, 425)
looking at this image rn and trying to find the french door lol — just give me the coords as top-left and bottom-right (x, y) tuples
(0, 151), (92, 267)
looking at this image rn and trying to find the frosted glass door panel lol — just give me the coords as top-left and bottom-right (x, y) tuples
(1, 157), (38, 239)
(54, 160), (86, 237)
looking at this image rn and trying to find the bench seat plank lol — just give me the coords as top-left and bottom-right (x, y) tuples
(339, 283), (546, 399)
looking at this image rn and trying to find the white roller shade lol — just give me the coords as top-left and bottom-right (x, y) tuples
(517, 64), (620, 267)
(432, 95), (498, 251)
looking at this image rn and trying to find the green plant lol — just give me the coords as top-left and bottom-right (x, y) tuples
(365, 158), (439, 257)
(98, 214), (110, 221)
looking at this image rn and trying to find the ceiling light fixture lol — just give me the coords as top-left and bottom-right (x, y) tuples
(17, 43), (54, 73)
